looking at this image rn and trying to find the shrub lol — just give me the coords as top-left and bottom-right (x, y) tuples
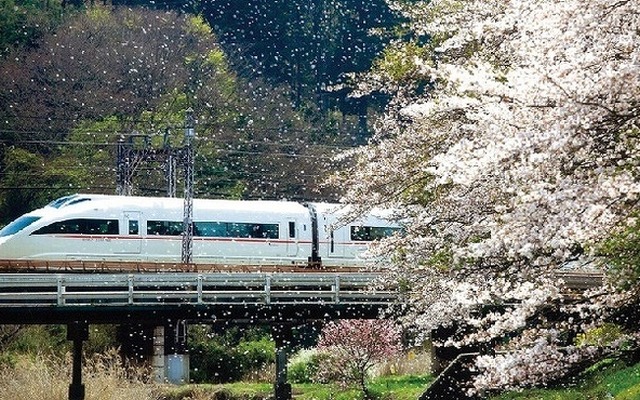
(576, 323), (626, 347)
(236, 336), (275, 382)
(189, 326), (276, 384)
(190, 340), (244, 383)
(287, 348), (321, 384)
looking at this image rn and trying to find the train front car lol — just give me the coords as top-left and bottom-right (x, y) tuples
(0, 194), (317, 268)
(0, 194), (400, 270)
(0, 195), (110, 260)
(0, 195), (130, 261)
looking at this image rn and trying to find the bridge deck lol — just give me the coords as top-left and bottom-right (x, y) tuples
(0, 272), (398, 324)
(0, 259), (605, 324)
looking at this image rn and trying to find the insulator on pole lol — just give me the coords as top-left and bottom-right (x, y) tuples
(165, 153), (177, 198)
(116, 139), (125, 196)
(116, 139), (133, 196)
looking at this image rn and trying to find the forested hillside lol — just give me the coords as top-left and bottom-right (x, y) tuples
(0, 0), (399, 224)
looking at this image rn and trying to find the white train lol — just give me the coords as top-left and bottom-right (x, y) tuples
(0, 194), (399, 268)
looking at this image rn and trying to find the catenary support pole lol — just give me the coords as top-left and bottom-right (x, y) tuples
(67, 322), (89, 400)
(181, 107), (195, 266)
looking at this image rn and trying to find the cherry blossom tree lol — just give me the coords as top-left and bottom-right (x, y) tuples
(316, 319), (402, 398)
(335, 0), (640, 390)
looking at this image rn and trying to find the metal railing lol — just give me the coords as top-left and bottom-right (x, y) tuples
(0, 273), (397, 308)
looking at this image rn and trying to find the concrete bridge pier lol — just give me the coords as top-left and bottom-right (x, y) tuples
(152, 326), (165, 383)
(271, 324), (293, 400)
(118, 322), (189, 384)
(67, 322), (89, 400)
(164, 320), (189, 384)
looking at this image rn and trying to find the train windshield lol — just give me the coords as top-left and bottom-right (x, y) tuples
(0, 216), (41, 237)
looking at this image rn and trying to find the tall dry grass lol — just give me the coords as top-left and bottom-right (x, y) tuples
(375, 349), (433, 377)
(0, 349), (161, 400)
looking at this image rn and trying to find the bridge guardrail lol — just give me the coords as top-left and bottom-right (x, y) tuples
(0, 273), (398, 308)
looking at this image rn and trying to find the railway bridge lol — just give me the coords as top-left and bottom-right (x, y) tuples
(0, 262), (400, 400)
(0, 260), (605, 400)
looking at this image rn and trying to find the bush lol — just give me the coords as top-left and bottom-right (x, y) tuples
(576, 323), (626, 347)
(190, 340), (244, 383)
(0, 325), (118, 358)
(288, 349), (321, 384)
(189, 326), (275, 384)
(4, 325), (69, 356)
(236, 336), (275, 382)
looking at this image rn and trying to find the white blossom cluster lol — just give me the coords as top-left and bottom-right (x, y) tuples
(472, 328), (640, 392)
(472, 332), (599, 392)
(337, 0), (640, 390)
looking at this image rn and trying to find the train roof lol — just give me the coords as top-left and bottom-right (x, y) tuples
(43, 194), (314, 215)
(37, 194), (397, 223)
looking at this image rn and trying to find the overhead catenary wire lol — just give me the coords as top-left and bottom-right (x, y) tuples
(0, 116), (354, 197)
(0, 137), (352, 152)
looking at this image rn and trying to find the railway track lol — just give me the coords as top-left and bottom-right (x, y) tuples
(0, 259), (363, 273)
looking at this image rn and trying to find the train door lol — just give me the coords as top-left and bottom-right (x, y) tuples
(286, 219), (297, 257)
(115, 211), (142, 255)
(327, 226), (347, 258)
(323, 215), (346, 259)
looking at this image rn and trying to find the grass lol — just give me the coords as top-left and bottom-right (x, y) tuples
(0, 350), (157, 400)
(160, 375), (433, 400)
(367, 375), (435, 400)
(491, 358), (640, 400)
(5, 349), (640, 400)
(0, 347), (432, 400)
(158, 382), (274, 399)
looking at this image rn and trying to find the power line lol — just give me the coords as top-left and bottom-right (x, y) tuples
(1, 143), (345, 161)
(0, 137), (352, 151)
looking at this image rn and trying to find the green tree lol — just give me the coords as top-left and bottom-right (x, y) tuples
(598, 215), (640, 292)
(0, 0), (69, 57)
(0, 4), (345, 208)
(0, 147), (81, 224)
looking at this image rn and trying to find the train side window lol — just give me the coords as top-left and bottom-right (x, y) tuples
(85, 219), (118, 234)
(350, 226), (400, 241)
(147, 221), (182, 236)
(228, 222), (279, 239)
(129, 220), (139, 235)
(258, 223), (279, 239)
(33, 220), (80, 234)
(33, 219), (119, 235)
(194, 222), (226, 237)
(194, 221), (279, 239)
(228, 222), (254, 238)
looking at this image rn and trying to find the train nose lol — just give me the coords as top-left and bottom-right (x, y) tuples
(0, 236), (21, 259)
(0, 236), (9, 254)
